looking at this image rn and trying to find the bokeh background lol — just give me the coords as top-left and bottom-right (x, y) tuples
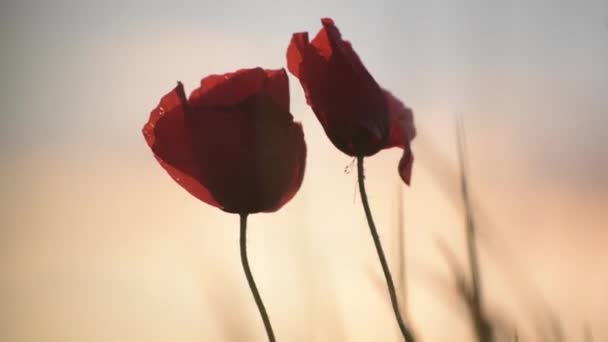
(1, 0), (607, 341)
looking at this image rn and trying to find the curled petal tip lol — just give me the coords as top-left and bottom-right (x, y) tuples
(321, 17), (335, 25)
(398, 149), (414, 186)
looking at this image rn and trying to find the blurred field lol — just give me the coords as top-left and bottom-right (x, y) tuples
(1, 0), (607, 341)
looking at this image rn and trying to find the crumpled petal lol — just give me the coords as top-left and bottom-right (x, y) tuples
(142, 83), (221, 208)
(286, 32), (308, 79)
(384, 90), (416, 184)
(287, 31), (328, 127)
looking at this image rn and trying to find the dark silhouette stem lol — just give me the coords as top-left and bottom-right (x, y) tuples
(239, 213), (276, 342)
(356, 156), (416, 342)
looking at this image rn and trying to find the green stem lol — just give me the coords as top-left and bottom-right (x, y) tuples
(356, 156), (416, 342)
(239, 213), (276, 342)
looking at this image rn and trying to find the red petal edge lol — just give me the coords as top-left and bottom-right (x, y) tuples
(143, 82), (221, 208)
(189, 68), (267, 107)
(287, 32), (310, 78)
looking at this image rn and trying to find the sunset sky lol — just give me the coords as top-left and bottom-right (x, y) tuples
(2, 0), (607, 341)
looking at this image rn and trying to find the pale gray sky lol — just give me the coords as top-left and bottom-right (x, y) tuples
(2, 0), (607, 186)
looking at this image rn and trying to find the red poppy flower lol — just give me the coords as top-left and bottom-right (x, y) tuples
(143, 68), (307, 214)
(287, 18), (416, 184)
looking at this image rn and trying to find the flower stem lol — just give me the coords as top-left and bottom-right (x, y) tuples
(239, 213), (276, 342)
(356, 156), (416, 342)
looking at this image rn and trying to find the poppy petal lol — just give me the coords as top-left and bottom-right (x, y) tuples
(263, 69), (290, 112)
(287, 32), (331, 128)
(187, 92), (305, 214)
(264, 122), (307, 212)
(286, 32), (310, 78)
(189, 67), (267, 107)
(310, 19), (333, 59)
(384, 90), (416, 185)
(143, 83), (221, 207)
(312, 18), (383, 106)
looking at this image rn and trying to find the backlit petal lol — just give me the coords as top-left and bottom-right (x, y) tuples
(142, 83), (221, 207)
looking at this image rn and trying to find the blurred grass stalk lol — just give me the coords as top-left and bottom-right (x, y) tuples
(405, 116), (595, 342)
(456, 115), (494, 342)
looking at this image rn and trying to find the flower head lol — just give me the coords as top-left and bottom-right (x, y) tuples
(287, 18), (415, 184)
(143, 68), (306, 213)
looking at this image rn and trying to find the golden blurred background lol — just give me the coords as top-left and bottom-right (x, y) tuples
(1, 0), (607, 341)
